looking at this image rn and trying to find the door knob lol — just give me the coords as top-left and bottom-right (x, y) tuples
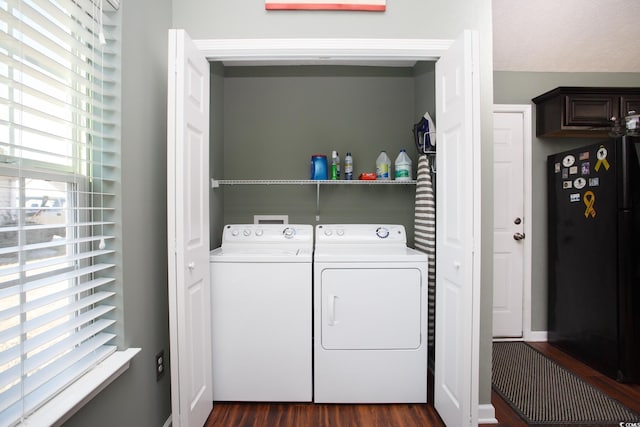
(513, 232), (525, 241)
(188, 262), (195, 270)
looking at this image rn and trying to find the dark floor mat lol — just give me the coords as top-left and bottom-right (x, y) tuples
(492, 342), (640, 425)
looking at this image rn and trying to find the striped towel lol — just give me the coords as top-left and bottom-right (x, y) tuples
(414, 155), (436, 348)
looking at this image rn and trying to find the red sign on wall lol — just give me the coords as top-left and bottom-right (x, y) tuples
(265, 0), (386, 11)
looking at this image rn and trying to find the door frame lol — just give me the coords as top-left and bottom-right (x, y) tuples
(181, 35), (483, 424)
(193, 38), (454, 65)
(492, 104), (535, 341)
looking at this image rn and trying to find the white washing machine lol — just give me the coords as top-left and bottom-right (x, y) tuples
(210, 224), (313, 402)
(313, 224), (428, 403)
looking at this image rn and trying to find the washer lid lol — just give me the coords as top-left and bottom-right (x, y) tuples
(214, 224), (313, 259)
(221, 224), (313, 249)
(210, 247), (312, 262)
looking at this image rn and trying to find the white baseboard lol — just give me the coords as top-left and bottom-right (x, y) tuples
(524, 330), (548, 342)
(493, 330), (548, 343)
(163, 414), (172, 427)
(478, 404), (498, 424)
(492, 337), (522, 342)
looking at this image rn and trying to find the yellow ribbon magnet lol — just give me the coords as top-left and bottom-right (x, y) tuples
(594, 146), (610, 172)
(583, 191), (596, 218)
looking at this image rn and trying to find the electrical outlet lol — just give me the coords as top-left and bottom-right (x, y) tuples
(155, 350), (165, 381)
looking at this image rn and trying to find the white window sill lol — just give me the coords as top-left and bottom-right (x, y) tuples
(20, 348), (141, 427)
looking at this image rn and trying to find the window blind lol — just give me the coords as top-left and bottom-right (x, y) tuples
(0, 0), (119, 425)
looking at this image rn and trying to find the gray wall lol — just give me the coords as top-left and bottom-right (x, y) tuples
(63, 2), (494, 424)
(175, 0), (495, 408)
(494, 71), (640, 332)
(64, 0), (173, 426)
(174, 0), (487, 41)
(219, 65), (419, 244)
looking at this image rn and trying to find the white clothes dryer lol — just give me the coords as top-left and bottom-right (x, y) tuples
(210, 224), (313, 402)
(313, 224), (428, 403)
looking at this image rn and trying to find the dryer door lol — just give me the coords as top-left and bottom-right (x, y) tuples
(320, 267), (422, 350)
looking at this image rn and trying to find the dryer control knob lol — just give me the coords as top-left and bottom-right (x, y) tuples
(243, 229), (251, 237)
(336, 229), (344, 236)
(283, 227), (296, 239)
(376, 227), (390, 239)
(231, 229), (239, 236)
(324, 229), (333, 236)
(255, 229), (264, 236)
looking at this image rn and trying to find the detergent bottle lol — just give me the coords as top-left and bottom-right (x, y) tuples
(376, 151), (391, 180)
(394, 149), (412, 181)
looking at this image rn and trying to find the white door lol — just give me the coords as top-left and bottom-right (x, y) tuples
(434, 30), (481, 427)
(492, 109), (527, 337)
(167, 29), (212, 427)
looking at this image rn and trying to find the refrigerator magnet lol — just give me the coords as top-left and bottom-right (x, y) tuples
(569, 165), (578, 175)
(562, 169), (569, 179)
(581, 162), (590, 175)
(584, 191), (596, 218)
(574, 177), (586, 189)
(570, 193), (581, 202)
(579, 151), (590, 160)
(595, 146), (611, 172)
(563, 181), (573, 189)
(589, 177), (600, 187)
(562, 155), (576, 167)
(554, 162), (561, 173)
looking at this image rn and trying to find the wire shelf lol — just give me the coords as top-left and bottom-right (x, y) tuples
(212, 179), (416, 187)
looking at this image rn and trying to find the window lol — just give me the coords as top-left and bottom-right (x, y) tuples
(0, 0), (120, 425)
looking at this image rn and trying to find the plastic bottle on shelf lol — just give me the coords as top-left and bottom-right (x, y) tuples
(376, 150), (391, 180)
(331, 150), (340, 180)
(344, 152), (353, 180)
(394, 149), (412, 181)
(310, 154), (328, 180)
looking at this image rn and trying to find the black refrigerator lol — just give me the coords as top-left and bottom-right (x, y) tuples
(548, 135), (640, 383)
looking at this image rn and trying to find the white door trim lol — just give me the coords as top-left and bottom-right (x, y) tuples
(492, 104), (533, 341)
(193, 38), (454, 65)
(182, 35), (483, 423)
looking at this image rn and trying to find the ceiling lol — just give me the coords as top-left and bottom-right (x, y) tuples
(492, 0), (640, 72)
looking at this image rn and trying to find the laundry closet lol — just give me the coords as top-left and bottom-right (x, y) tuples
(167, 32), (481, 427)
(209, 62), (436, 247)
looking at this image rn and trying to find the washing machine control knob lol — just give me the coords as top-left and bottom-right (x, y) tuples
(243, 229), (251, 237)
(255, 229), (263, 236)
(336, 229), (344, 236)
(283, 227), (296, 239)
(324, 229), (333, 236)
(231, 229), (239, 236)
(376, 227), (390, 239)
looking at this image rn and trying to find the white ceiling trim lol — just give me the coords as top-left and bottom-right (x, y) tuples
(193, 38), (454, 66)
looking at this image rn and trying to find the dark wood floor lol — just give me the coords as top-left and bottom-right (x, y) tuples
(205, 342), (640, 427)
(205, 402), (444, 427)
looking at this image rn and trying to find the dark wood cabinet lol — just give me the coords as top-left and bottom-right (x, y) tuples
(621, 94), (640, 119)
(532, 87), (640, 137)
